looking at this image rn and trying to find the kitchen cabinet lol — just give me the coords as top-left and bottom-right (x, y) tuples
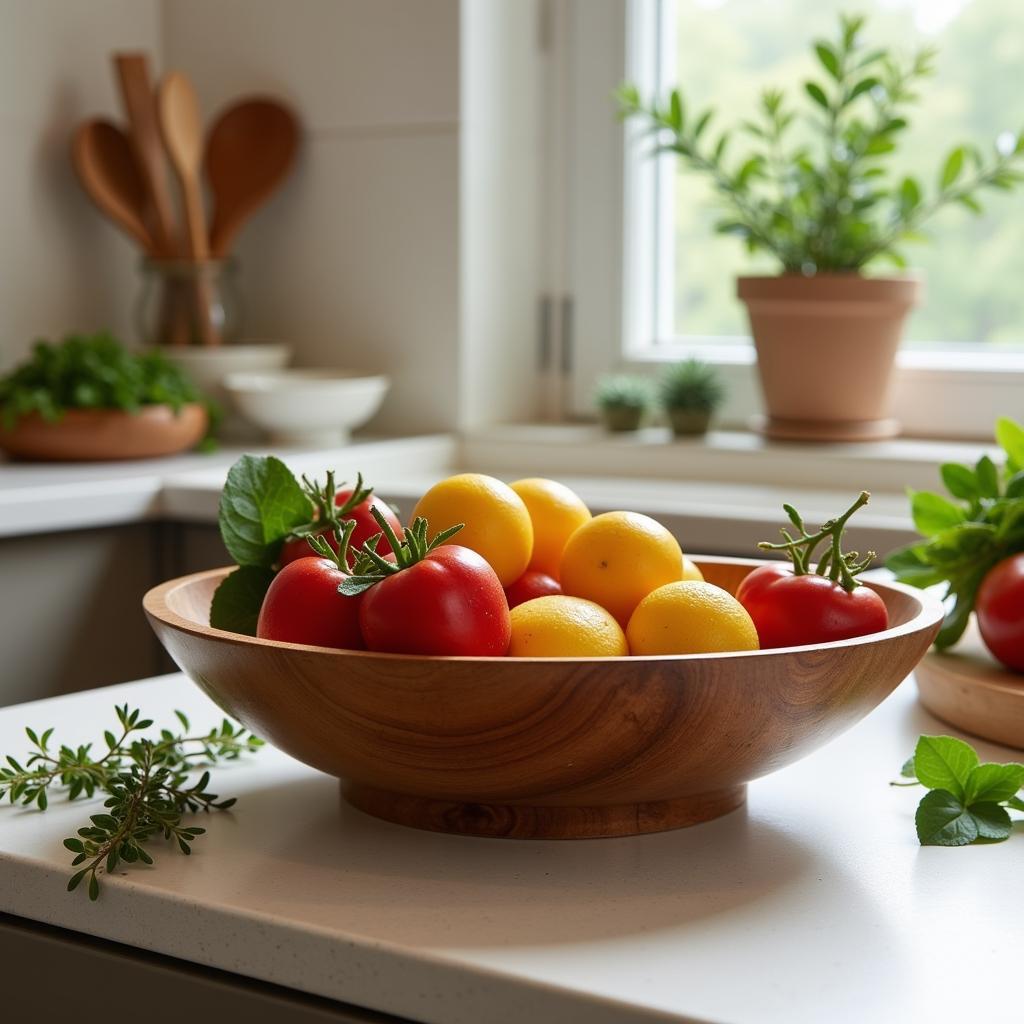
(2, 671), (1020, 1023)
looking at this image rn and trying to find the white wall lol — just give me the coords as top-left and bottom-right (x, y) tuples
(0, 0), (161, 369)
(162, 0), (463, 435)
(460, 0), (546, 428)
(0, 1), (546, 436)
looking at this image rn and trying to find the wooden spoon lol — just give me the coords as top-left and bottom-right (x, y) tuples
(71, 119), (156, 254)
(112, 53), (178, 257)
(205, 98), (299, 257)
(158, 71), (219, 345)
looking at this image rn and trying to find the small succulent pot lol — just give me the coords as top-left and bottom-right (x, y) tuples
(601, 404), (647, 432)
(659, 360), (725, 439)
(667, 407), (712, 437)
(595, 375), (655, 434)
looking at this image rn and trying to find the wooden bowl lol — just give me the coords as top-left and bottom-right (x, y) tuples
(0, 404), (207, 461)
(144, 560), (944, 840)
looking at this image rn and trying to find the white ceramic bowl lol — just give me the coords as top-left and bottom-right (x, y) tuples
(223, 369), (390, 446)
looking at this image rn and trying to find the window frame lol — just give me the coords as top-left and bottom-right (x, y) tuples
(560, 0), (1024, 441)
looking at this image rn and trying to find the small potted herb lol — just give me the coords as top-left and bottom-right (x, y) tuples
(619, 14), (1024, 442)
(595, 375), (655, 432)
(660, 359), (724, 437)
(0, 332), (215, 461)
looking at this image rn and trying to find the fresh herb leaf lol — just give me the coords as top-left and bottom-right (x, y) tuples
(995, 417), (1024, 473)
(0, 705), (263, 900)
(897, 736), (1024, 847)
(909, 490), (966, 536)
(218, 455), (311, 568)
(209, 566), (276, 636)
(939, 462), (979, 502)
(915, 789), (978, 846)
(913, 735), (978, 800)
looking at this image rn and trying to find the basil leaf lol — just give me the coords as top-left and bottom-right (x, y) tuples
(885, 544), (946, 587)
(218, 455), (311, 567)
(1005, 471), (1024, 500)
(975, 455), (1000, 499)
(209, 566), (275, 636)
(964, 763), (1024, 805)
(940, 463), (979, 501)
(916, 790), (977, 846)
(910, 490), (967, 536)
(914, 736), (978, 800)
(968, 802), (1013, 842)
(996, 416), (1024, 473)
(1006, 795), (1024, 813)
(900, 756), (917, 779)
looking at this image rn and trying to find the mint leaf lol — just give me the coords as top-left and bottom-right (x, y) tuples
(969, 802), (1013, 842)
(209, 566), (275, 636)
(964, 762), (1024, 805)
(909, 490), (967, 536)
(900, 756), (917, 779)
(218, 455), (310, 567)
(916, 790), (978, 846)
(1005, 795), (1024, 813)
(914, 736), (979, 800)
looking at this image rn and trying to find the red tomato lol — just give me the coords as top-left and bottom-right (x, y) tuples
(504, 571), (562, 610)
(976, 554), (1024, 672)
(735, 562), (791, 607)
(257, 557), (364, 650)
(357, 545), (510, 656)
(280, 491), (403, 566)
(737, 568), (889, 649)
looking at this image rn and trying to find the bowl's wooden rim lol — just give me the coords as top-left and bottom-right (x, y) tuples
(143, 557), (946, 665)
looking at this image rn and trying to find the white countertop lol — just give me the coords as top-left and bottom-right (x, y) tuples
(2, 672), (1021, 1024)
(0, 428), (924, 554)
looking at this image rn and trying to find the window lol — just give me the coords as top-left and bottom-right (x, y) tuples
(562, 0), (1024, 438)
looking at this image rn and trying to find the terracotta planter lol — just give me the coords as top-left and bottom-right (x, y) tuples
(667, 408), (712, 437)
(0, 404), (208, 461)
(737, 274), (921, 442)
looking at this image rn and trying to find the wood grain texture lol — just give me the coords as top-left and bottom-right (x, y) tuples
(0, 405), (207, 462)
(205, 98), (300, 258)
(144, 560), (944, 838)
(915, 621), (1024, 751)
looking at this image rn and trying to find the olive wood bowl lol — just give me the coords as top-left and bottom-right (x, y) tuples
(144, 559), (943, 840)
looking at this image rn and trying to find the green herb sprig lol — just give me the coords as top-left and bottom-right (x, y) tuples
(894, 735), (1024, 846)
(0, 332), (215, 434)
(886, 418), (1024, 649)
(618, 13), (1024, 272)
(0, 705), (263, 900)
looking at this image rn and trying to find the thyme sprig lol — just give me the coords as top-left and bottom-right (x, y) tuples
(0, 704), (263, 900)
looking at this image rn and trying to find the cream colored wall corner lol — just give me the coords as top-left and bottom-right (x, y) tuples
(0, 0), (160, 370)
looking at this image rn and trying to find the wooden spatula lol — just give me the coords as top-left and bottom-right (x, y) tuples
(205, 97), (300, 257)
(158, 71), (219, 346)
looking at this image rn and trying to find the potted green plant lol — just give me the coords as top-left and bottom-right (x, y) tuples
(595, 375), (655, 433)
(660, 359), (725, 437)
(0, 332), (214, 461)
(619, 14), (1024, 442)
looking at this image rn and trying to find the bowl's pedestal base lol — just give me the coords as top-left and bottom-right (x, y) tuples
(343, 783), (747, 839)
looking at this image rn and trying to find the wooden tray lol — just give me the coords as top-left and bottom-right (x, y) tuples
(916, 621), (1024, 751)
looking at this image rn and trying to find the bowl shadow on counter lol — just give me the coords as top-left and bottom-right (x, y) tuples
(225, 772), (864, 950)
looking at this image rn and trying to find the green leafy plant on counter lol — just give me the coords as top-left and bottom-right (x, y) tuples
(0, 331), (219, 445)
(0, 705), (262, 900)
(617, 13), (1024, 272)
(885, 417), (1024, 649)
(894, 735), (1024, 846)
(659, 359), (725, 414)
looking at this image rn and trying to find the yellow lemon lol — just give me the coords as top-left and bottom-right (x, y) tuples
(509, 477), (592, 579)
(559, 511), (683, 626)
(509, 595), (627, 658)
(626, 581), (759, 656)
(411, 473), (532, 586)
